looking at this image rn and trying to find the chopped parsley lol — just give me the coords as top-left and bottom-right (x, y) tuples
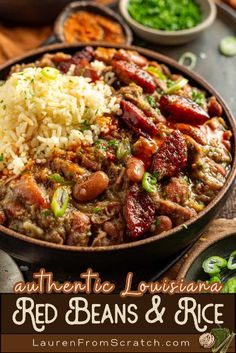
(153, 171), (160, 179)
(80, 120), (90, 131)
(167, 79), (175, 88)
(108, 140), (119, 148)
(49, 173), (65, 184)
(128, 0), (202, 32)
(92, 207), (102, 214)
(155, 219), (161, 226)
(147, 95), (156, 108)
(42, 210), (52, 217)
(192, 90), (206, 107)
(0, 154), (4, 162)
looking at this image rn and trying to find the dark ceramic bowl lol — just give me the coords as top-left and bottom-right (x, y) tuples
(54, 1), (133, 44)
(0, 43), (235, 271)
(0, 0), (74, 25)
(178, 226), (236, 281)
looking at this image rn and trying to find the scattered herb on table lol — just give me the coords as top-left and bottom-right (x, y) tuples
(178, 52), (197, 70)
(219, 36), (236, 57)
(128, 0), (202, 32)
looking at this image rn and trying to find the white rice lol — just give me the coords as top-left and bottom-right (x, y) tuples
(0, 67), (119, 175)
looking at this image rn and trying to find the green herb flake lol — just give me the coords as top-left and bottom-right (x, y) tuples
(92, 207), (102, 214)
(42, 210), (52, 217)
(128, 0), (202, 32)
(147, 95), (156, 108)
(192, 90), (206, 107)
(0, 154), (4, 162)
(108, 140), (119, 148)
(155, 219), (161, 226)
(49, 173), (65, 184)
(80, 120), (90, 131)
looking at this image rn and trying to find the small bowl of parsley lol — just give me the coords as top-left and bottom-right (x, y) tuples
(119, 0), (217, 45)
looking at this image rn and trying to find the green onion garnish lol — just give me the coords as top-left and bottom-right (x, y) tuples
(178, 52), (197, 70)
(219, 36), (236, 57)
(202, 256), (227, 275)
(51, 187), (69, 217)
(41, 67), (59, 80)
(166, 78), (188, 94)
(142, 172), (157, 193)
(146, 66), (166, 81)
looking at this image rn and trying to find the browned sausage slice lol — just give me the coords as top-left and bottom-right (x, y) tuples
(113, 60), (156, 93)
(151, 130), (188, 180)
(159, 95), (210, 125)
(125, 184), (155, 239)
(121, 100), (159, 138)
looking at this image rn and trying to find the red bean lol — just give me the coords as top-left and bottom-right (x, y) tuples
(155, 216), (173, 234)
(73, 171), (109, 202)
(126, 157), (145, 182)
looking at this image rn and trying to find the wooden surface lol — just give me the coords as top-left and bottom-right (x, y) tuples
(0, 0), (235, 280)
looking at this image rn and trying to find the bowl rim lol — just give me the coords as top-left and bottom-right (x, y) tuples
(0, 42), (235, 254)
(177, 221), (236, 279)
(54, 0), (133, 45)
(119, 0), (217, 36)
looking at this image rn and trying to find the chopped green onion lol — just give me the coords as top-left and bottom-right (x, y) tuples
(42, 210), (52, 217)
(108, 140), (119, 148)
(93, 207), (102, 213)
(192, 90), (206, 107)
(49, 173), (65, 184)
(227, 250), (236, 270)
(51, 187), (69, 217)
(0, 153), (4, 162)
(146, 66), (166, 81)
(41, 67), (59, 80)
(209, 276), (221, 284)
(147, 95), (156, 108)
(224, 277), (236, 293)
(178, 52), (197, 70)
(116, 139), (131, 160)
(219, 36), (236, 57)
(166, 78), (188, 94)
(142, 172), (157, 193)
(202, 256), (227, 275)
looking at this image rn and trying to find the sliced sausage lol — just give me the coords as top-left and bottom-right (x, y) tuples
(13, 174), (49, 208)
(113, 60), (156, 93)
(120, 100), (158, 138)
(159, 95), (210, 125)
(151, 130), (188, 180)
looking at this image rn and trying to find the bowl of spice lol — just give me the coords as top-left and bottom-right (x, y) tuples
(119, 0), (217, 45)
(54, 1), (133, 45)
